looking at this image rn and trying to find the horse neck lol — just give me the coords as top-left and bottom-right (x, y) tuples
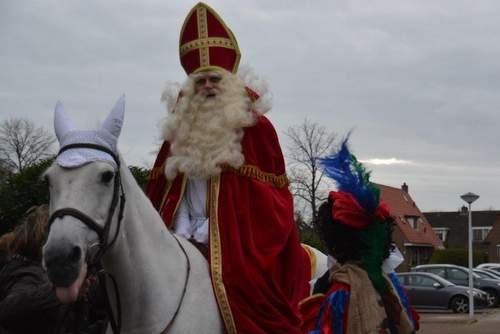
(102, 161), (187, 333)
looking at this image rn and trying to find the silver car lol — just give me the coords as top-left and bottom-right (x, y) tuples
(412, 264), (500, 306)
(397, 272), (488, 313)
(474, 268), (500, 281)
(476, 263), (500, 274)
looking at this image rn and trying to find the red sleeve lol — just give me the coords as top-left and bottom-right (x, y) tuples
(299, 294), (326, 333)
(145, 141), (170, 210)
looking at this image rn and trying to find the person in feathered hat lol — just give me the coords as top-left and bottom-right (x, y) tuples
(299, 139), (420, 334)
(146, 3), (313, 333)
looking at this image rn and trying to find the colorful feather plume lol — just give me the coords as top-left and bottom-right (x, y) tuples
(319, 137), (379, 213)
(320, 136), (390, 295)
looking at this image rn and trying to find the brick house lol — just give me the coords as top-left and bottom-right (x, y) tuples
(377, 183), (443, 272)
(485, 216), (500, 262)
(425, 209), (500, 262)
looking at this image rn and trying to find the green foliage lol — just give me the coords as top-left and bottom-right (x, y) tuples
(430, 248), (488, 266)
(0, 160), (152, 236)
(299, 227), (326, 253)
(128, 166), (151, 190)
(0, 157), (53, 235)
(296, 211), (327, 252)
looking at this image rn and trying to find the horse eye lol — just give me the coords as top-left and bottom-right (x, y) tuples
(43, 174), (50, 186)
(100, 171), (114, 184)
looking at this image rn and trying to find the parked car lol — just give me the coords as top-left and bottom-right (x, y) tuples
(474, 268), (500, 281)
(481, 269), (500, 280)
(397, 272), (488, 313)
(476, 263), (500, 274)
(412, 264), (500, 306)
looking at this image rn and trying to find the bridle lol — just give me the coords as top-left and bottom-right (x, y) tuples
(47, 142), (190, 333)
(49, 143), (126, 264)
(48, 142), (125, 334)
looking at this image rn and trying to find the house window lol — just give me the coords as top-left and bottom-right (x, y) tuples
(405, 216), (419, 229)
(472, 227), (492, 241)
(432, 228), (449, 242)
(405, 246), (433, 266)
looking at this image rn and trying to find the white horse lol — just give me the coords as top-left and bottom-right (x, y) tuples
(42, 96), (328, 334)
(43, 96), (222, 334)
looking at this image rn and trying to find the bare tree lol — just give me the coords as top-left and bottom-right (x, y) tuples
(0, 118), (55, 173)
(285, 119), (336, 227)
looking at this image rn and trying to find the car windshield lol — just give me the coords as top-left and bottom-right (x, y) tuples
(475, 269), (500, 280)
(484, 270), (500, 280)
(474, 271), (489, 279)
(417, 266), (481, 279)
(399, 273), (453, 287)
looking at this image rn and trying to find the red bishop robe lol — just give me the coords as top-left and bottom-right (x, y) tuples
(146, 115), (313, 334)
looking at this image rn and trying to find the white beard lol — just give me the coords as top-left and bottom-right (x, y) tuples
(162, 73), (256, 180)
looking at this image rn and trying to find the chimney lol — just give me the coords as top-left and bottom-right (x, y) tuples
(401, 182), (408, 193)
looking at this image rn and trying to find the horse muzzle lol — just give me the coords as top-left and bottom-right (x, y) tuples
(44, 241), (83, 287)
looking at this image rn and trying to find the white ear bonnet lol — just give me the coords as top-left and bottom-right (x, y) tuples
(54, 95), (125, 169)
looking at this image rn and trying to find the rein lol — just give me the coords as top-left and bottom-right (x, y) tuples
(162, 235), (191, 332)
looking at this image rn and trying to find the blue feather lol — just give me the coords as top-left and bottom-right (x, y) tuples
(319, 137), (379, 213)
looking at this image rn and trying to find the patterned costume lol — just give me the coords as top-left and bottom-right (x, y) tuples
(146, 3), (312, 333)
(299, 140), (419, 334)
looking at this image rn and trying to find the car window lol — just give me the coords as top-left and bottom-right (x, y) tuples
(475, 271), (489, 279)
(397, 275), (408, 285)
(425, 267), (445, 277)
(447, 268), (468, 280)
(484, 271), (500, 279)
(408, 275), (437, 287)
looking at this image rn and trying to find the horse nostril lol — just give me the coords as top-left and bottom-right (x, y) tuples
(70, 246), (82, 262)
(44, 244), (82, 287)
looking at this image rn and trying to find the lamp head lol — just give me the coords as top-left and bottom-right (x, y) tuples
(460, 192), (479, 204)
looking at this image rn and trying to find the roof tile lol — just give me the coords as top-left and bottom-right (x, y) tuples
(376, 184), (443, 248)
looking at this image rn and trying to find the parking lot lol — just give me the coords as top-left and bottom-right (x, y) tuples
(418, 308), (500, 334)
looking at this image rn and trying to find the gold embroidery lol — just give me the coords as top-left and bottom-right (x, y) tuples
(150, 163), (165, 180)
(180, 37), (236, 56)
(158, 176), (186, 229)
(222, 164), (289, 188)
(171, 176), (187, 223)
(209, 175), (237, 334)
(196, 6), (210, 67)
(158, 179), (173, 224)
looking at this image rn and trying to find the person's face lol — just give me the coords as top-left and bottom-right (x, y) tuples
(194, 72), (222, 98)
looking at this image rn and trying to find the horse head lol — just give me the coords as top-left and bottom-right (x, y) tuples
(42, 95), (226, 334)
(43, 96), (125, 304)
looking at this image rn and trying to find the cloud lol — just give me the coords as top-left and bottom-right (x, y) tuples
(361, 158), (412, 165)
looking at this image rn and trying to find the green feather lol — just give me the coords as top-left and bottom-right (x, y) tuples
(360, 219), (389, 294)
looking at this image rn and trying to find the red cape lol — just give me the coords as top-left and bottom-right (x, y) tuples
(147, 115), (312, 333)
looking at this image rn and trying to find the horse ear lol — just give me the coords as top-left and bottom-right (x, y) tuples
(101, 95), (125, 138)
(54, 101), (76, 142)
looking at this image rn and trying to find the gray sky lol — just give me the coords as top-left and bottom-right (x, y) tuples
(1, 0), (499, 212)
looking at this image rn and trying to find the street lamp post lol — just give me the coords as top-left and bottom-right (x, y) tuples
(460, 192), (479, 319)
